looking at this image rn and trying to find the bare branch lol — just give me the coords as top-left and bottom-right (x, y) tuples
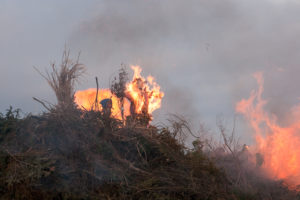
(32, 97), (51, 111)
(95, 76), (99, 111)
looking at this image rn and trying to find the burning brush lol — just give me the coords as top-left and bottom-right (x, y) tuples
(236, 72), (300, 190)
(74, 66), (164, 124)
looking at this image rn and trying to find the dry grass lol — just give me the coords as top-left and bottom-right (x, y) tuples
(0, 51), (299, 199)
(34, 49), (85, 111)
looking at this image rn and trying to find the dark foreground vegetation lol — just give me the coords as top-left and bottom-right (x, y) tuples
(0, 106), (233, 200)
(0, 52), (299, 199)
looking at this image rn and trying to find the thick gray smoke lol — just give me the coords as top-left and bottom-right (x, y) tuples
(1, 0), (300, 143)
(69, 0), (300, 140)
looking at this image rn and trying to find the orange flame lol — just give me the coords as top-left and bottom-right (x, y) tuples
(236, 72), (300, 188)
(125, 66), (164, 114)
(74, 88), (130, 119)
(74, 66), (164, 120)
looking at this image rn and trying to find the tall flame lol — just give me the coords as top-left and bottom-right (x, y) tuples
(236, 72), (300, 188)
(125, 66), (164, 114)
(74, 65), (164, 120)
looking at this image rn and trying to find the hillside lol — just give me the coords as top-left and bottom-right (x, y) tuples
(0, 53), (299, 200)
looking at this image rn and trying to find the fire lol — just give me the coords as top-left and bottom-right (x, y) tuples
(236, 72), (300, 188)
(74, 88), (130, 119)
(125, 66), (164, 114)
(74, 66), (164, 120)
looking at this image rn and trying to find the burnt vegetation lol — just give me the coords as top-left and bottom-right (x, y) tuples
(0, 52), (299, 200)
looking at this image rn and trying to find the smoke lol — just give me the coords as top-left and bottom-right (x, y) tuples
(2, 0), (300, 143)
(67, 0), (300, 137)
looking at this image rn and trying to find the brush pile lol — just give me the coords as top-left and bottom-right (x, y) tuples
(0, 106), (235, 200)
(0, 52), (299, 199)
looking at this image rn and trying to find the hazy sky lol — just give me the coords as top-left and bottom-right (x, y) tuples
(1, 0), (300, 143)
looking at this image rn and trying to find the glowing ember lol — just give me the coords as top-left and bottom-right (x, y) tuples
(236, 72), (300, 189)
(74, 66), (164, 120)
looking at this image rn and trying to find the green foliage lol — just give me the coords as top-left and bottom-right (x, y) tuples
(0, 106), (20, 142)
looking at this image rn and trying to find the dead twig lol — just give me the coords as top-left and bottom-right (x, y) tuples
(5, 149), (36, 168)
(33, 97), (51, 111)
(95, 76), (99, 111)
